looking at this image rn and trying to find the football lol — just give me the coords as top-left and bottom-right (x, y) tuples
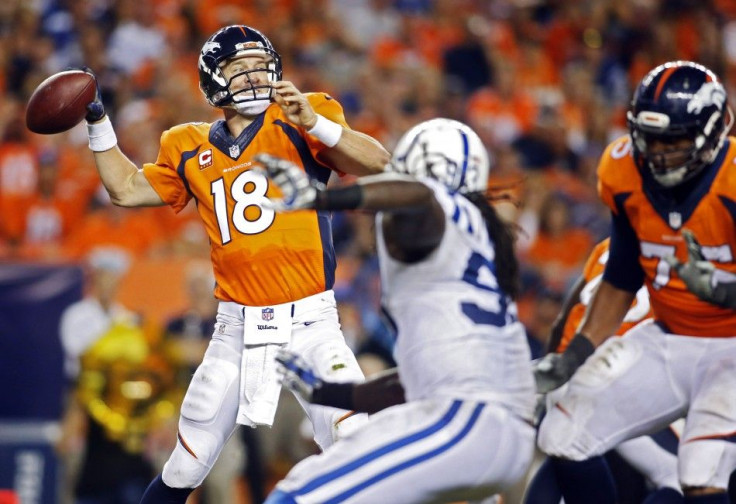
(25, 70), (97, 134)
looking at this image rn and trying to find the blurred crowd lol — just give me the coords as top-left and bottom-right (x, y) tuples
(2, 0), (736, 502)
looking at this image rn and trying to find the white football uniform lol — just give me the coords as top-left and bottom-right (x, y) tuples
(270, 178), (536, 503)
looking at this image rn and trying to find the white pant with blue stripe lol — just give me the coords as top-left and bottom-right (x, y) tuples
(270, 397), (535, 503)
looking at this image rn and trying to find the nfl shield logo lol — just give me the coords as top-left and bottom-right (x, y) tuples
(229, 144), (240, 159)
(668, 212), (682, 229)
(262, 307), (274, 321)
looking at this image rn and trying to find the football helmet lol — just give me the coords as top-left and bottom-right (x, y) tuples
(198, 25), (282, 115)
(627, 60), (733, 188)
(390, 118), (490, 193)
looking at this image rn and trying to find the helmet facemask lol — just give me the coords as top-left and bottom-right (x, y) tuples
(628, 107), (732, 188)
(198, 25), (283, 116)
(627, 61), (732, 189)
(218, 51), (279, 115)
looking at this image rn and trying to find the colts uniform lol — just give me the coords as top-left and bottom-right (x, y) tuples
(143, 95), (366, 488)
(538, 136), (736, 490)
(272, 179), (536, 503)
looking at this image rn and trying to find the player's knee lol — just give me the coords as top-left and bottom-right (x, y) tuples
(264, 488), (298, 504)
(181, 358), (238, 424)
(162, 439), (213, 488)
(679, 440), (734, 490)
(537, 408), (597, 461)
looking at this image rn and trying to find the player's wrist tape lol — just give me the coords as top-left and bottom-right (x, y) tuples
(307, 114), (342, 148)
(565, 333), (595, 367)
(314, 185), (364, 211)
(311, 382), (354, 410)
(87, 116), (118, 152)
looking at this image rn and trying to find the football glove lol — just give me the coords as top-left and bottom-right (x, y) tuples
(533, 333), (595, 394)
(81, 67), (105, 123)
(253, 154), (325, 211)
(275, 348), (323, 403)
(664, 229), (736, 309)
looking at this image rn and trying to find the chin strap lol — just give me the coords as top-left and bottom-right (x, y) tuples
(232, 99), (271, 116)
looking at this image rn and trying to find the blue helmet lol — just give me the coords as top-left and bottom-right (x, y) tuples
(198, 25), (282, 109)
(626, 61), (732, 188)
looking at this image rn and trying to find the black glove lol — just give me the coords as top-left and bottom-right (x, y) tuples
(534, 333), (595, 394)
(82, 67), (105, 123)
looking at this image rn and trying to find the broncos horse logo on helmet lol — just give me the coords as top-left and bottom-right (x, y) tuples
(390, 118), (490, 194)
(626, 60), (733, 188)
(198, 25), (282, 114)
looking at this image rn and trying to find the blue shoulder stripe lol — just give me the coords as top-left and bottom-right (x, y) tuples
(177, 146), (201, 198)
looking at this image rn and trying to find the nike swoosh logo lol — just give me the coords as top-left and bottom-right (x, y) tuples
(304, 321), (316, 326)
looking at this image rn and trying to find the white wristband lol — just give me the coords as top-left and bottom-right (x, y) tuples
(87, 116), (118, 152)
(307, 114), (343, 148)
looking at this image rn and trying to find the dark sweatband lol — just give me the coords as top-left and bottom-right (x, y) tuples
(565, 333), (595, 366)
(311, 382), (355, 410)
(314, 185), (364, 211)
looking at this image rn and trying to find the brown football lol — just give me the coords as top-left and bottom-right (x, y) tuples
(25, 70), (97, 134)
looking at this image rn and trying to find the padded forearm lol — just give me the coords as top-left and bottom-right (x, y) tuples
(353, 370), (405, 414)
(311, 369), (406, 414)
(313, 185), (364, 211)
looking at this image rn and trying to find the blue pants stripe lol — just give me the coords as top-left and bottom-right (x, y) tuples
(323, 402), (485, 503)
(294, 400), (464, 496)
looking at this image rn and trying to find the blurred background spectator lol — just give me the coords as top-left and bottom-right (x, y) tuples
(57, 248), (178, 504)
(2, 0), (735, 502)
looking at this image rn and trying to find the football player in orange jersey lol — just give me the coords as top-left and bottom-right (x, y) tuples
(526, 238), (682, 503)
(534, 61), (736, 504)
(81, 24), (389, 503)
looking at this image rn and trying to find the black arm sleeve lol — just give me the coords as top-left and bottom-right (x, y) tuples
(602, 209), (645, 293)
(311, 368), (406, 414)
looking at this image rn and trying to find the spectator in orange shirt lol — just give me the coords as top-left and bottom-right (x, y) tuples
(466, 56), (538, 148)
(63, 200), (169, 261)
(0, 105), (38, 251)
(524, 192), (593, 291)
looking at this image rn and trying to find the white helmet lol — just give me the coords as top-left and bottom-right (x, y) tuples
(390, 118), (490, 193)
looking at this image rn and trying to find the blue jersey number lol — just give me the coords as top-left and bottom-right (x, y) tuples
(461, 252), (514, 326)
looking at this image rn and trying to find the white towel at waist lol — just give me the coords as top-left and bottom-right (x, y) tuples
(236, 304), (293, 426)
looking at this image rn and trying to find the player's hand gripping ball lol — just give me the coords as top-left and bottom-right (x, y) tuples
(25, 70), (97, 134)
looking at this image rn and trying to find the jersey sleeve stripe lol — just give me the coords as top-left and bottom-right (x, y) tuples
(176, 146), (201, 198)
(317, 211), (336, 291)
(273, 119), (332, 184)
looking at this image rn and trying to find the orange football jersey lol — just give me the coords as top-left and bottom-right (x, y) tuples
(597, 135), (736, 337)
(143, 93), (348, 306)
(557, 238), (653, 352)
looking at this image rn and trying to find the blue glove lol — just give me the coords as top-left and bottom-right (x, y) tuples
(81, 67), (105, 123)
(275, 348), (323, 402)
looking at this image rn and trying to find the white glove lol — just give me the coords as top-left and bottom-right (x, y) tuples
(253, 153), (324, 211)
